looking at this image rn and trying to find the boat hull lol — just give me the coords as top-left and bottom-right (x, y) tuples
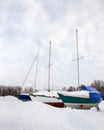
(58, 93), (99, 109)
(64, 103), (98, 109)
(44, 102), (64, 108)
(30, 94), (64, 108)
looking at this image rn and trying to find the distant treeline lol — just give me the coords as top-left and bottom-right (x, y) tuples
(0, 85), (34, 97)
(0, 80), (104, 99)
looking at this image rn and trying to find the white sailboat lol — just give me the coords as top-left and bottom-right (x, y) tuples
(30, 41), (64, 107)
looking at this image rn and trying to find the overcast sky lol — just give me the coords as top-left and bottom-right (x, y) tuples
(0, 0), (104, 90)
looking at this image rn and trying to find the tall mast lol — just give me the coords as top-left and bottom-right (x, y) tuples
(48, 41), (51, 92)
(76, 29), (84, 88)
(76, 29), (80, 87)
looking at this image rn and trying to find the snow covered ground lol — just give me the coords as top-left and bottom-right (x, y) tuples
(0, 96), (104, 130)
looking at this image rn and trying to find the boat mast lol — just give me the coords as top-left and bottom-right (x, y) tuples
(76, 29), (80, 87)
(48, 41), (51, 92)
(76, 29), (84, 88)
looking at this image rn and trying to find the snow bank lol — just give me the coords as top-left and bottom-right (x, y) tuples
(0, 96), (104, 130)
(99, 101), (104, 111)
(59, 90), (89, 98)
(0, 96), (20, 102)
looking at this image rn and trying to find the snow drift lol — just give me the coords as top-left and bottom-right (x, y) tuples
(0, 96), (104, 130)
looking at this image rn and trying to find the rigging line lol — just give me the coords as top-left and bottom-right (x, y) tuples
(48, 41), (51, 92)
(21, 53), (38, 87)
(34, 44), (40, 91)
(67, 38), (76, 87)
(67, 60), (73, 87)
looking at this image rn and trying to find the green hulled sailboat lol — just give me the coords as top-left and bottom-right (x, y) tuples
(58, 86), (103, 109)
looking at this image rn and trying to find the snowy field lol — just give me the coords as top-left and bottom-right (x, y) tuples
(0, 96), (104, 130)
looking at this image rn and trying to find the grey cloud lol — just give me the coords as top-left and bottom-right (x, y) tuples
(0, 0), (104, 88)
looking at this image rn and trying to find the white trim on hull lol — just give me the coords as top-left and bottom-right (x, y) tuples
(64, 103), (98, 109)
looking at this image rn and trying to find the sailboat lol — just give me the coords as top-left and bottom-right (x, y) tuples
(58, 29), (103, 109)
(58, 85), (102, 109)
(29, 41), (64, 107)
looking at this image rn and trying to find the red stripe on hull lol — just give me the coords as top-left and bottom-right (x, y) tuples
(44, 102), (65, 108)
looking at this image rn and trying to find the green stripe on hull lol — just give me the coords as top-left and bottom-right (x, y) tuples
(58, 93), (98, 104)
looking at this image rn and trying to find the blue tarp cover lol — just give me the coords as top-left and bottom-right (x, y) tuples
(83, 86), (103, 102)
(19, 94), (32, 101)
